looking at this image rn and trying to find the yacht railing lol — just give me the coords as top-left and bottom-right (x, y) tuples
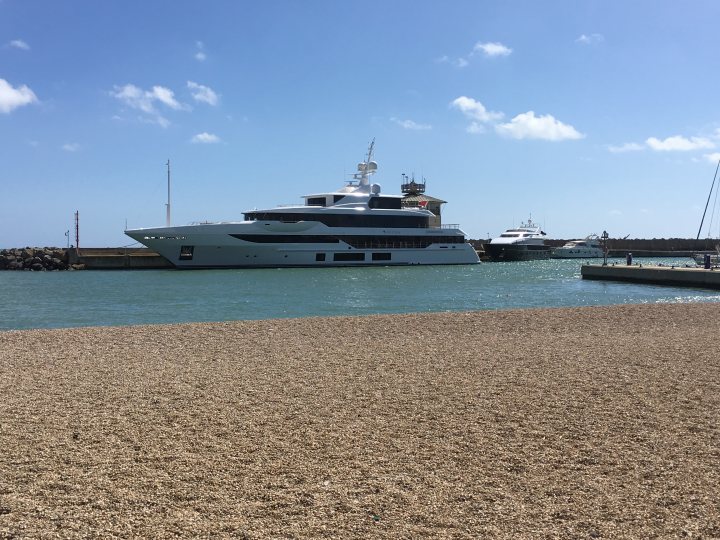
(441, 224), (460, 229)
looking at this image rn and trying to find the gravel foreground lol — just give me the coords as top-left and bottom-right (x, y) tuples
(1, 303), (719, 539)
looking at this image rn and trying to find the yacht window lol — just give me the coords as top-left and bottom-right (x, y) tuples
(333, 252), (365, 262)
(368, 196), (402, 210)
(306, 197), (326, 207)
(241, 212), (428, 228)
(179, 245), (194, 260)
(333, 195), (345, 203)
(315, 253), (326, 262)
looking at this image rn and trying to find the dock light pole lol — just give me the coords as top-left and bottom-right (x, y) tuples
(601, 230), (609, 266)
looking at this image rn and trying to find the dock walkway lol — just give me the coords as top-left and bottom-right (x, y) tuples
(581, 263), (720, 289)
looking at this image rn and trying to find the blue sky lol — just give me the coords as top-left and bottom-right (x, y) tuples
(2, 0), (720, 247)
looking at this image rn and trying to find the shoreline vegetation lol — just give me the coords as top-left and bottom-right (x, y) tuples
(1, 304), (718, 537)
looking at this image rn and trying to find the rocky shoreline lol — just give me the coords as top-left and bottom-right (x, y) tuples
(0, 247), (85, 271)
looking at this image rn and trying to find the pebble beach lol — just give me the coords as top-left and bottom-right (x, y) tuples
(1, 303), (719, 538)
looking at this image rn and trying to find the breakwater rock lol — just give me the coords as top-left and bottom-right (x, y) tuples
(0, 247), (81, 271)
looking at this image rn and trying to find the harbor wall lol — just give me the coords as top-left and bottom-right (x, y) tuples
(472, 238), (719, 258)
(0, 247), (172, 270)
(2, 238), (718, 270)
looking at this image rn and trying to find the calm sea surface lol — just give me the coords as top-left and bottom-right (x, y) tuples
(1, 257), (718, 331)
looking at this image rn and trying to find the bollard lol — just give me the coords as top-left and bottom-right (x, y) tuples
(704, 253), (711, 269)
(626, 252), (632, 266)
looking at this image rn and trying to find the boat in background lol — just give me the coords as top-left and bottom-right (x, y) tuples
(125, 141), (480, 268)
(692, 248), (720, 266)
(692, 158), (720, 266)
(485, 217), (551, 261)
(551, 234), (604, 259)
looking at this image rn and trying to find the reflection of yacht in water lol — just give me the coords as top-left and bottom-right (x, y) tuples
(125, 141), (480, 268)
(551, 235), (604, 259)
(485, 217), (551, 261)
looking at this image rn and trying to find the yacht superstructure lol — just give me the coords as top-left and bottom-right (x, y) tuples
(125, 142), (480, 268)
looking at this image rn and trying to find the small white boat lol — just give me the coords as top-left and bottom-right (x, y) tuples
(551, 235), (604, 259)
(692, 250), (720, 266)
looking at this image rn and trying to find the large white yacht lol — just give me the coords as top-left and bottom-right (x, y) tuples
(551, 235), (604, 259)
(485, 217), (551, 261)
(125, 142), (479, 268)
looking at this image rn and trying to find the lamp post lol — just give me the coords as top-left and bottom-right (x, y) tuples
(601, 230), (609, 266)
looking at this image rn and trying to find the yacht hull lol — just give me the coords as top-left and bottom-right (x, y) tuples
(485, 243), (551, 262)
(125, 223), (480, 268)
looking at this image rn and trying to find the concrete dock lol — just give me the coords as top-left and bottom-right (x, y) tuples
(68, 248), (172, 269)
(581, 263), (720, 289)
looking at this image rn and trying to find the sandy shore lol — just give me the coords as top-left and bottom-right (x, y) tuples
(1, 303), (719, 538)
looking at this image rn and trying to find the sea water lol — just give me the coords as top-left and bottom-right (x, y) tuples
(1, 258), (718, 331)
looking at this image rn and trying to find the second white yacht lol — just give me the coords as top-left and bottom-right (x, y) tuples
(485, 217), (551, 261)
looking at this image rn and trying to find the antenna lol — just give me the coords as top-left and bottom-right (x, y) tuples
(351, 138), (378, 187)
(366, 138), (375, 163)
(166, 159), (171, 227)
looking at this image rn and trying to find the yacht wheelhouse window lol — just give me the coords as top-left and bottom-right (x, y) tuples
(333, 195), (345, 203)
(307, 197), (326, 207)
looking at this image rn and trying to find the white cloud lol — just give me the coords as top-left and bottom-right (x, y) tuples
(473, 41), (512, 57)
(466, 122), (485, 134)
(646, 135), (714, 151)
(150, 86), (183, 110)
(110, 83), (187, 127)
(187, 81), (219, 106)
(608, 142), (644, 153)
(0, 78), (38, 113)
(194, 40), (206, 62)
(450, 96), (503, 123)
(576, 33), (604, 45)
(391, 117), (431, 131)
(9, 39), (30, 50)
(191, 132), (221, 144)
(495, 111), (584, 141)
(703, 152), (720, 163)
(62, 143), (80, 152)
(436, 55), (469, 68)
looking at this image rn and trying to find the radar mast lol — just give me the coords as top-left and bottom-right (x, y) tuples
(352, 138), (378, 188)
